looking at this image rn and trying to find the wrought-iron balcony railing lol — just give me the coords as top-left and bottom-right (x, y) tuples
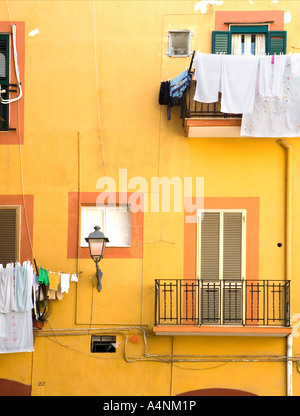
(182, 80), (242, 119)
(155, 279), (291, 327)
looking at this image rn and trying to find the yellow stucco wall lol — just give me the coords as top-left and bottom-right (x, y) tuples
(0, 0), (300, 396)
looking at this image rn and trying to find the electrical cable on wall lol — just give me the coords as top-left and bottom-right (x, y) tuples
(4, 1), (34, 259)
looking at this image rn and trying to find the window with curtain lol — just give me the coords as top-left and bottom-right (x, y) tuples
(231, 33), (266, 55)
(212, 26), (286, 55)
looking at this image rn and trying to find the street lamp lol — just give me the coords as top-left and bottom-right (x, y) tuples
(85, 226), (109, 292)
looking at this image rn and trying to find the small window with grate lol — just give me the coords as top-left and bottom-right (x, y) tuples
(167, 30), (191, 57)
(91, 335), (116, 353)
(0, 207), (20, 266)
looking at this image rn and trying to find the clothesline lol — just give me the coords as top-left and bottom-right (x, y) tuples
(0, 261), (79, 354)
(192, 52), (300, 137)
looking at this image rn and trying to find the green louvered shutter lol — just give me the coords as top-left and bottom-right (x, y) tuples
(267, 31), (287, 55)
(212, 31), (231, 54)
(0, 34), (9, 131)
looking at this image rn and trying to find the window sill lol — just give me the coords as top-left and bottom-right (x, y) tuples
(185, 118), (242, 138)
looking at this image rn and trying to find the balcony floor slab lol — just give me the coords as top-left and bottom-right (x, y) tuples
(153, 325), (292, 337)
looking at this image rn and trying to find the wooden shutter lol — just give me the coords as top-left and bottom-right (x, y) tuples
(212, 31), (231, 54)
(198, 210), (245, 324)
(0, 208), (19, 266)
(267, 31), (287, 55)
(200, 212), (220, 280)
(223, 212), (244, 324)
(223, 212), (243, 280)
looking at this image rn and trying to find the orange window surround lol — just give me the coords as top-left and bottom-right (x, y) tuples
(0, 21), (25, 145)
(68, 192), (143, 259)
(215, 10), (284, 31)
(184, 197), (260, 280)
(0, 194), (34, 262)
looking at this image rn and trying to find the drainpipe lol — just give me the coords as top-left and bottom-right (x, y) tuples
(277, 139), (292, 397)
(287, 334), (293, 396)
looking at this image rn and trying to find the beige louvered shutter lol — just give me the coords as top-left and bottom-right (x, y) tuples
(223, 212), (244, 324)
(198, 210), (245, 325)
(0, 208), (19, 266)
(200, 212), (220, 280)
(223, 212), (243, 280)
(199, 212), (220, 323)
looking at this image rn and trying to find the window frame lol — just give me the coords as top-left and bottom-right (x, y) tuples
(167, 30), (192, 58)
(230, 24), (268, 56)
(90, 335), (117, 353)
(196, 209), (246, 281)
(0, 33), (10, 131)
(0, 22), (25, 145)
(212, 26), (286, 55)
(80, 204), (132, 249)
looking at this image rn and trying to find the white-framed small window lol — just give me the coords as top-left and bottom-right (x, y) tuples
(80, 205), (131, 248)
(167, 30), (192, 57)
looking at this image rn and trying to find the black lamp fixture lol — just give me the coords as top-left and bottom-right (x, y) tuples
(85, 226), (109, 292)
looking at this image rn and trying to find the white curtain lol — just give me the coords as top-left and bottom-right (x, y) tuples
(255, 34), (266, 55)
(244, 34), (252, 55)
(232, 33), (266, 56)
(231, 34), (242, 55)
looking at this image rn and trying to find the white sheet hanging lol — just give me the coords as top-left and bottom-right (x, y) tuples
(220, 54), (259, 114)
(0, 311), (34, 354)
(258, 55), (287, 99)
(0, 261), (35, 353)
(258, 55), (274, 97)
(290, 53), (300, 78)
(0, 313), (5, 338)
(241, 56), (300, 137)
(271, 55), (287, 98)
(14, 261), (34, 312)
(0, 264), (15, 313)
(192, 52), (222, 103)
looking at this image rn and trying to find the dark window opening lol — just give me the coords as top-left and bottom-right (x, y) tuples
(90, 335), (116, 353)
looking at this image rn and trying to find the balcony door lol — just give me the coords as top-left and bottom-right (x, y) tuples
(197, 210), (246, 325)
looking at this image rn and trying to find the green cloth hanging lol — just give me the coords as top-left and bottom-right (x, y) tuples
(38, 267), (49, 286)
